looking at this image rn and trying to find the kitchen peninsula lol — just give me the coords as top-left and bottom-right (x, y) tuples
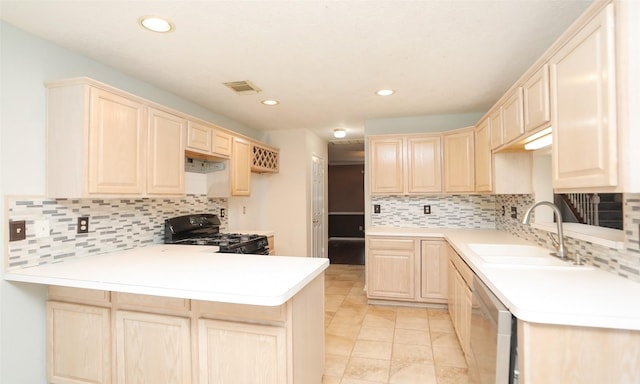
(5, 245), (328, 384)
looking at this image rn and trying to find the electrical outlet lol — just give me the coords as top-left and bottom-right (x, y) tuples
(77, 216), (89, 234)
(9, 220), (26, 241)
(423, 205), (431, 214)
(220, 208), (225, 218)
(501, 205), (506, 217)
(373, 204), (381, 214)
(511, 206), (517, 219)
(34, 219), (50, 238)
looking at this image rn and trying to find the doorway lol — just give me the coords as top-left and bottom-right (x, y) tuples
(327, 140), (365, 265)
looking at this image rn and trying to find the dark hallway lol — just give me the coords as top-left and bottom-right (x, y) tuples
(327, 161), (365, 265)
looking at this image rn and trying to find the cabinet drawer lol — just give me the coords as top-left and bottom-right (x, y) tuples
(114, 292), (190, 313)
(195, 301), (287, 324)
(368, 237), (415, 251)
(48, 286), (111, 306)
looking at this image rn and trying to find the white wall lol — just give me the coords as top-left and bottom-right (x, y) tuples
(365, 112), (485, 136)
(249, 130), (328, 257)
(0, 21), (259, 383)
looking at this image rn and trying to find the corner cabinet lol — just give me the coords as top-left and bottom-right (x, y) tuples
(369, 134), (442, 195)
(46, 79), (185, 197)
(550, 4), (617, 190)
(366, 236), (447, 304)
(443, 127), (475, 193)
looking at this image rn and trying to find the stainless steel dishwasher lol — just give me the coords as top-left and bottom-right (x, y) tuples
(468, 275), (518, 384)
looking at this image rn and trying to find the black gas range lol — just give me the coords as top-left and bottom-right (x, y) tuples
(164, 214), (269, 255)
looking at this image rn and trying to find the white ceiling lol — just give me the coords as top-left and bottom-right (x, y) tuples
(1, 0), (592, 143)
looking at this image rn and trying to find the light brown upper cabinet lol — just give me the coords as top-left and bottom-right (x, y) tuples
(406, 135), (443, 194)
(369, 136), (404, 194)
(523, 64), (551, 132)
(489, 108), (503, 150)
(231, 136), (252, 196)
(551, 4), (617, 190)
(474, 119), (493, 192)
(501, 88), (525, 145)
(186, 121), (232, 159)
(369, 134), (442, 195)
(86, 87), (146, 195)
(443, 127), (475, 193)
(47, 80), (185, 197)
(147, 108), (186, 195)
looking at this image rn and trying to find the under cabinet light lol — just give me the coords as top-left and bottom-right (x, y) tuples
(524, 133), (553, 150)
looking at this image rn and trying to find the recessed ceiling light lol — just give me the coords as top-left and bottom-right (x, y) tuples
(334, 129), (346, 138)
(376, 89), (395, 96)
(138, 16), (174, 33)
(261, 99), (279, 106)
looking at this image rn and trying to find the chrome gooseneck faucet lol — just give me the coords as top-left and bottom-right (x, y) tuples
(521, 201), (568, 259)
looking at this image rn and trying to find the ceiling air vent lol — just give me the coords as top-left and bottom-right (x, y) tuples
(223, 80), (262, 95)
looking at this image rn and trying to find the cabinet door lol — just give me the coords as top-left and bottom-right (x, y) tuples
(231, 137), (251, 196)
(523, 64), (551, 132)
(420, 240), (448, 303)
(198, 319), (287, 384)
(489, 109), (503, 150)
(367, 237), (415, 300)
(406, 135), (442, 193)
(116, 311), (192, 384)
(212, 128), (232, 158)
(88, 87), (146, 194)
(474, 119), (493, 192)
(502, 88), (524, 144)
(447, 260), (457, 325)
(369, 136), (404, 194)
(186, 121), (212, 154)
(443, 128), (475, 193)
(47, 301), (111, 384)
(551, 4), (617, 189)
(147, 108), (186, 195)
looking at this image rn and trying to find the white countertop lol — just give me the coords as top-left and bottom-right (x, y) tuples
(367, 227), (640, 331)
(4, 245), (328, 306)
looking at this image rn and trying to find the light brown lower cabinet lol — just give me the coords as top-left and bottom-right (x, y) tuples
(366, 236), (448, 304)
(447, 246), (473, 356)
(198, 319), (286, 383)
(115, 311), (192, 384)
(46, 274), (324, 384)
(47, 301), (111, 384)
(518, 321), (640, 383)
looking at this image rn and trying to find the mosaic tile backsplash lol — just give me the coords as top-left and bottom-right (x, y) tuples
(6, 195), (227, 270)
(371, 195), (496, 228)
(495, 194), (640, 283)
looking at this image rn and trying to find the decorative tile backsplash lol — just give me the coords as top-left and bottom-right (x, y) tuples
(495, 194), (640, 283)
(371, 195), (496, 228)
(5, 195), (227, 270)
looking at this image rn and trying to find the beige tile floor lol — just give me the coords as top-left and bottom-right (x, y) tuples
(323, 264), (469, 384)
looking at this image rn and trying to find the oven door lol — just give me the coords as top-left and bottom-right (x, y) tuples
(468, 276), (515, 384)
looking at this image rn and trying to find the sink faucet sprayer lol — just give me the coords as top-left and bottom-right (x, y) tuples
(521, 201), (567, 259)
